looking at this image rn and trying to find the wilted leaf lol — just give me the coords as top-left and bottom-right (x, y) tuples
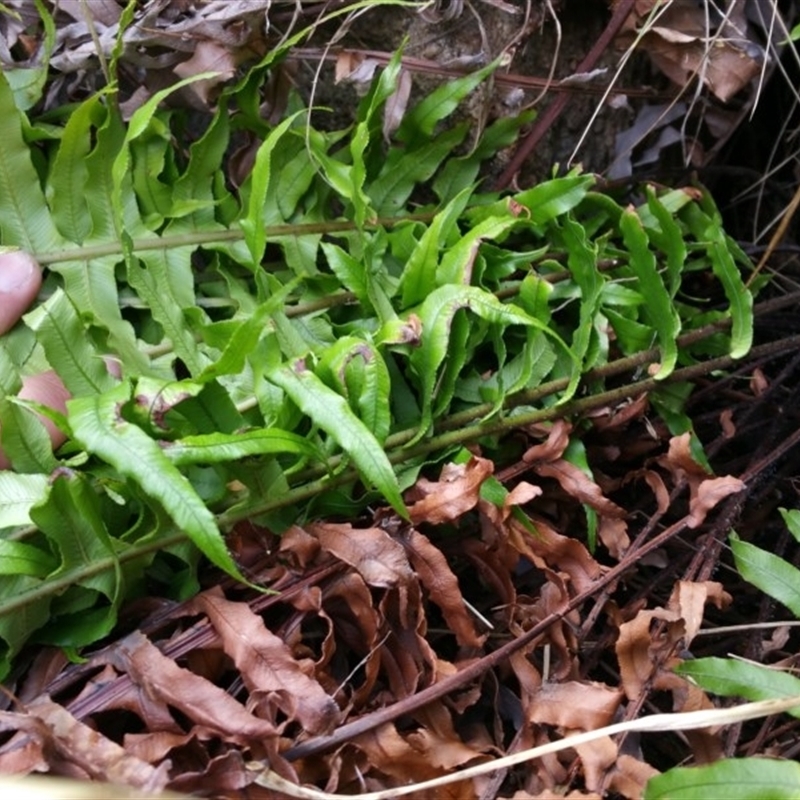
(608, 755), (660, 800)
(353, 721), (485, 791)
(524, 423), (624, 517)
(107, 631), (278, 744)
(173, 41), (237, 105)
(306, 522), (414, 589)
(597, 517), (630, 560)
(383, 68), (413, 139)
(619, 0), (762, 102)
(522, 420), (572, 463)
(572, 734), (617, 793)
(532, 459), (626, 518)
(505, 515), (604, 595)
(616, 608), (683, 700)
(408, 456), (494, 525)
(23, 698), (171, 792)
(687, 476), (744, 528)
(400, 526), (484, 648)
(668, 580), (730, 647)
(185, 588), (340, 735)
(528, 681), (623, 730)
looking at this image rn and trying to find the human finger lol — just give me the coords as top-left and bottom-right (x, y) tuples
(0, 371), (71, 470)
(0, 251), (43, 335)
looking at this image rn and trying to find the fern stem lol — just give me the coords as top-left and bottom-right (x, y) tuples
(0, 531), (186, 618)
(33, 214), (434, 266)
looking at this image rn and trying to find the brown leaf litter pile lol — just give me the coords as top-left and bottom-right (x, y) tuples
(5, 368), (796, 800)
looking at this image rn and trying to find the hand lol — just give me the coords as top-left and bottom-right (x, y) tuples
(0, 251), (41, 335)
(0, 252), (70, 470)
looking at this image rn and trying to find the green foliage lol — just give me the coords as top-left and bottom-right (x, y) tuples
(645, 758), (800, 799)
(648, 508), (800, 796)
(0, 46), (753, 678)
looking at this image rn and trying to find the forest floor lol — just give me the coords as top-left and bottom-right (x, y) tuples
(1, 2), (800, 799)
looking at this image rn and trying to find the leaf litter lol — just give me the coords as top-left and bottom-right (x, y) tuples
(0, 396), (766, 798)
(0, 1), (798, 796)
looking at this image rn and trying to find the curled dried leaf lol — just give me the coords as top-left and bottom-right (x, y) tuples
(407, 456), (494, 525)
(107, 632), (278, 744)
(307, 522), (414, 589)
(668, 580), (731, 647)
(185, 589), (341, 735)
(527, 681), (624, 731)
(687, 475), (744, 529)
(400, 527), (484, 648)
(25, 698), (171, 792)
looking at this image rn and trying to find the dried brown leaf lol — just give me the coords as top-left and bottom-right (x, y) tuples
(383, 68), (413, 140)
(107, 631), (278, 744)
(25, 698), (171, 792)
(511, 582), (579, 684)
(751, 367), (768, 396)
(168, 749), (255, 797)
(719, 408), (736, 439)
(572, 734), (618, 793)
(506, 516), (604, 596)
(17, 648), (71, 703)
(638, 468), (670, 514)
(588, 394), (649, 431)
(620, 0), (761, 101)
(408, 456), (494, 525)
(317, 572), (382, 706)
(616, 609), (684, 700)
(123, 730), (195, 765)
(307, 522), (414, 588)
(71, 663), (179, 733)
(522, 420), (572, 464)
(648, 36), (759, 102)
(412, 704), (490, 772)
(505, 481), (543, 510)
(660, 432), (709, 479)
(533, 459), (626, 517)
(377, 589), (436, 697)
(58, 0), (121, 26)
(400, 527), (484, 648)
(461, 539), (518, 611)
(687, 475), (744, 528)
(0, 711), (49, 774)
(606, 754), (660, 800)
(597, 516), (629, 560)
(354, 723), (447, 784)
(185, 589), (341, 735)
(335, 50), (363, 83)
(653, 665), (722, 763)
(521, 422), (625, 517)
(354, 722), (483, 798)
(527, 681), (623, 731)
(762, 625), (791, 655)
(279, 524), (322, 568)
(668, 580), (731, 647)
(173, 40), (236, 105)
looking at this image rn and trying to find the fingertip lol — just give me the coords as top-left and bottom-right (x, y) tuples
(18, 370), (71, 451)
(0, 251), (43, 335)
